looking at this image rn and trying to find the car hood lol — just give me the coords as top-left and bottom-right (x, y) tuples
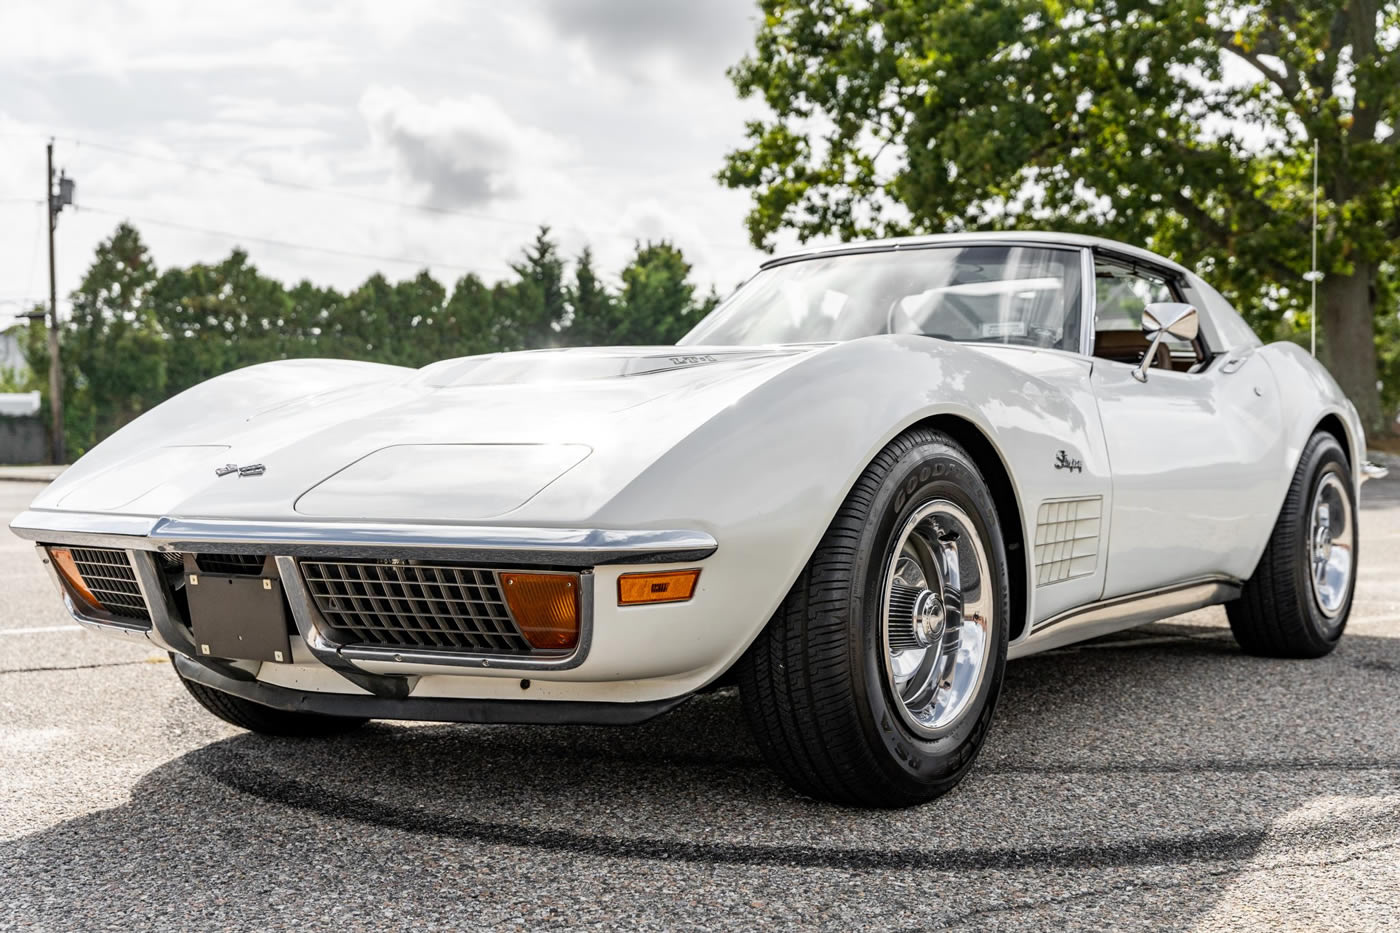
(30, 345), (819, 523)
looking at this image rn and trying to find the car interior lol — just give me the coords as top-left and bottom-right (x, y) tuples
(877, 247), (1084, 352)
(1091, 257), (1210, 373)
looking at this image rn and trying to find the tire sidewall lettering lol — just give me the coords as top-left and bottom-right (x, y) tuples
(894, 462), (949, 513)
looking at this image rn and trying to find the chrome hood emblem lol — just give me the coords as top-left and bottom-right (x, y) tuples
(216, 463), (266, 478)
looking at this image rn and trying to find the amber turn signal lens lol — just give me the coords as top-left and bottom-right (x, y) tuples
(48, 547), (104, 611)
(617, 569), (700, 606)
(500, 572), (580, 650)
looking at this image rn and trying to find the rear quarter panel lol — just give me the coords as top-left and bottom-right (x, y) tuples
(1258, 342), (1365, 491)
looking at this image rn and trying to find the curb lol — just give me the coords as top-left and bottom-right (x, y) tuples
(0, 467), (67, 483)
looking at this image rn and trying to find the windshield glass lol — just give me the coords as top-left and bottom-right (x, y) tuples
(680, 245), (1083, 351)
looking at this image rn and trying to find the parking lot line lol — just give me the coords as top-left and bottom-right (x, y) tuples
(1, 625), (82, 636)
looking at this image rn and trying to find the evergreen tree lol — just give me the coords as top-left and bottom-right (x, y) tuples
(440, 273), (503, 357)
(37, 224), (167, 455)
(615, 241), (717, 345)
(496, 227), (568, 351)
(563, 247), (617, 346)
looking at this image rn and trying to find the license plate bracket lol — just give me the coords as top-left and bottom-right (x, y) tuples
(187, 572), (293, 663)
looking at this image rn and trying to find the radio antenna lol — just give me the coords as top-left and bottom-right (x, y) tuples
(1307, 138), (1321, 357)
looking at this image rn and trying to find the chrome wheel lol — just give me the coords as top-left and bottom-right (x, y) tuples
(1308, 473), (1354, 621)
(881, 500), (993, 737)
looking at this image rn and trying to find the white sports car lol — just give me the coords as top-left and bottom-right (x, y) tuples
(13, 232), (1378, 807)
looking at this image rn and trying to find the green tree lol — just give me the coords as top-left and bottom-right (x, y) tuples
(34, 222), (720, 453)
(561, 247), (618, 346)
(284, 279), (346, 359)
(0, 365), (31, 394)
(439, 273), (510, 355)
(721, 0), (1400, 433)
(338, 271), (448, 367)
(27, 224), (167, 455)
(566, 241), (717, 345)
(1, 320), (38, 392)
(617, 241), (718, 344)
(152, 249), (295, 394)
(494, 227), (569, 351)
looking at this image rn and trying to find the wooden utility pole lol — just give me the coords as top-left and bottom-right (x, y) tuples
(45, 139), (65, 465)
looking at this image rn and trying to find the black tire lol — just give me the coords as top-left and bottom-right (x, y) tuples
(1227, 432), (1356, 658)
(736, 428), (1010, 807)
(177, 670), (368, 737)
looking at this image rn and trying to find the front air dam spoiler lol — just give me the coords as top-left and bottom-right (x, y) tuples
(172, 654), (692, 726)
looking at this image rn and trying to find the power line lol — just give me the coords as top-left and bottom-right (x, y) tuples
(56, 134), (759, 256)
(77, 203), (483, 274)
(62, 136), (545, 227)
(16, 131), (525, 230)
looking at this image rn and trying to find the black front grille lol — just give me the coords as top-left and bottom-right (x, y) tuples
(68, 547), (150, 621)
(194, 553), (267, 576)
(300, 560), (531, 654)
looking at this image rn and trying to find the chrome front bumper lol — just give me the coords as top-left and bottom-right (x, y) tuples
(10, 510), (718, 565)
(13, 509), (718, 699)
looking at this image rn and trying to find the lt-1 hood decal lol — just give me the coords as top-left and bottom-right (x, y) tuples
(415, 345), (818, 388)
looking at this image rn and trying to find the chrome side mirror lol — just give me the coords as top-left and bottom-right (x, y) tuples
(1133, 302), (1199, 382)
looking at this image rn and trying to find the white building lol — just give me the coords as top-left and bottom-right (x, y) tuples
(0, 390), (39, 417)
(0, 330), (28, 377)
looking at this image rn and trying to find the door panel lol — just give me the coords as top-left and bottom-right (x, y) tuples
(1091, 351), (1283, 598)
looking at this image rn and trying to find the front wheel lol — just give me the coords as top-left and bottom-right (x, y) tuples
(737, 428), (1010, 807)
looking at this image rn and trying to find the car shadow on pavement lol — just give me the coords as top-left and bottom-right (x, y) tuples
(4, 624), (1399, 928)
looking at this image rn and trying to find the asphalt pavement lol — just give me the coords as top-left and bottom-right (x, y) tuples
(2, 477), (1398, 931)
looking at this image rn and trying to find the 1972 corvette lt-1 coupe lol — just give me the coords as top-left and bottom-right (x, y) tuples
(12, 232), (1375, 806)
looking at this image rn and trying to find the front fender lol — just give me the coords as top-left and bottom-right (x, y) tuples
(587, 336), (1107, 688)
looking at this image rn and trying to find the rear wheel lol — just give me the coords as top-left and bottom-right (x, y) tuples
(1227, 432), (1356, 658)
(737, 428), (1010, 807)
(177, 669), (368, 737)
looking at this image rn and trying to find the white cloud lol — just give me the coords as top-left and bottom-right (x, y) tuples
(0, 0), (456, 76)
(0, 1), (770, 320)
(360, 85), (571, 209)
(536, 0), (757, 80)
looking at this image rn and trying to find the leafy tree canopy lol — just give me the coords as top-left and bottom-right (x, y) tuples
(720, 0), (1400, 431)
(21, 222), (718, 457)
(570, 241), (721, 345)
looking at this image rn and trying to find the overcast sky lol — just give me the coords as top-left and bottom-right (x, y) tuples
(0, 0), (781, 327)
